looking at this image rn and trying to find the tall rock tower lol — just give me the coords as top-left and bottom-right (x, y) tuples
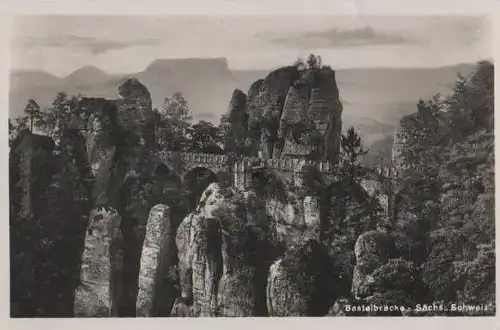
(224, 61), (343, 164)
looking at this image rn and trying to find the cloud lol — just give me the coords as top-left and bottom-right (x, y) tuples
(15, 34), (160, 55)
(268, 26), (415, 49)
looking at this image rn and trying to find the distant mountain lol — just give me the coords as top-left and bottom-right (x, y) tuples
(9, 58), (239, 122)
(10, 70), (61, 89)
(62, 66), (112, 87)
(9, 59), (476, 151)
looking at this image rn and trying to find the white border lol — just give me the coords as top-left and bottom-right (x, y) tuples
(0, 1), (498, 330)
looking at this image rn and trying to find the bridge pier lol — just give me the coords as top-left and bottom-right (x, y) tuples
(233, 160), (253, 191)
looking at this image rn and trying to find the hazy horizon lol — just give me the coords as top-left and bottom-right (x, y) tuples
(10, 15), (492, 77)
(10, 57), (491, 79)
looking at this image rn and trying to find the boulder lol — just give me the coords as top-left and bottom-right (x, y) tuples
(351, 230), (397, 299)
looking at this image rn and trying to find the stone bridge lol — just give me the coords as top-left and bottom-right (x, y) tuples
(158, 151), (230, 181)
(157, 150), (395, 192)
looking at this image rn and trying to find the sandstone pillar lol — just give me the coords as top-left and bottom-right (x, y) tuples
(74, 208), (123, 317)
(136, 204), (176, 317)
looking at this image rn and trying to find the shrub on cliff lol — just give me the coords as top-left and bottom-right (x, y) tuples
(186, 120), (224, 154)
(279, 239), (338, 315)
(370, 258), (426, 302)
(211, 189), (280, 284)
(339, 126), (369, 180)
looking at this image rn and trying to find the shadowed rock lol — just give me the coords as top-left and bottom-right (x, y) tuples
(9, 131), (55, 317)
(265, 195), (320, 249)
(74, 207), (123, 317)
(224, 89), (248, 155)
(243, 65), (342, 162)
(266, 239), (335, 316)
(173, 183), (271, 317)
(84, 99), (120, 177)
(117, 78), (155, 148)
(351, 230), (397, 300)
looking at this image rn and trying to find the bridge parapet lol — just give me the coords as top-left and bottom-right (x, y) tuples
(161, 151), (229, 165)
(261, 157), (333, 173)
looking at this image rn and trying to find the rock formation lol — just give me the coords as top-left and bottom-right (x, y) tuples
(84, 99), (120, 178)
(266, 239), (335, 316)
(9, 131), (56, 317)
(74, 208), (123, 317)
(392, 111), (439, 176)
(136, 204), (178, 317)
(173, 183), (272, 317)
(9, 73), (391, 318)
(351, 230), (397, 300)
(240, 65), (342, 162)
(265, 195), (320, 248)
(224, 89), (248, 155)
(117, 77), (155, 148)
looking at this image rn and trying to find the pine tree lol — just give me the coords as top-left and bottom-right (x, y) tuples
(339, 126), (368, 180)
(24, 100), (41, 132)
(157, 92), (193, 150)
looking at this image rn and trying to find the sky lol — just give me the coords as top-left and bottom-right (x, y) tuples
(10, 15), (493, 77)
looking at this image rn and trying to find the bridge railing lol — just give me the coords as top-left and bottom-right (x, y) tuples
(160, 151), (229, 165)
(159, 150), (396, 179)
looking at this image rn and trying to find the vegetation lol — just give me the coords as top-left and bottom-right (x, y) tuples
(293, 53), (324, 71)
(153, 92), (225, 153)
(8, 57), (494, 317)
(392, 60), (495, 314)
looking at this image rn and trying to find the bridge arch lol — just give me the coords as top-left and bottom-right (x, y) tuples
(250, 167), (288, 201)
(181, 166), (220, 211)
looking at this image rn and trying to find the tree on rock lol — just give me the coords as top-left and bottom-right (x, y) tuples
(187, 120), (223, 154)
(156, 92), (193, 150)
(306, 53), (322, 70)
(339, 126), (368, 181)
(24, 100), (41, 132)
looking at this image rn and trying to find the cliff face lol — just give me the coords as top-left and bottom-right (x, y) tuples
(117, 78), (156, 149)
(10, 131), (56, 317)
(351, 230), (397, 300)
(266, 239), (336, 316)
(265, 195), (320, 248)
(226, 65), (342, 163)
(136, 204), (178, 317)
(224, 89), (248, 155)
(173, 183), (273, 317)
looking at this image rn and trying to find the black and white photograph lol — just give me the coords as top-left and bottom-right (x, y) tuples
(7, 13), (495, 318)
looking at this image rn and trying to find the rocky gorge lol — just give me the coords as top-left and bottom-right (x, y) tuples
(9, 58), (495, 317)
